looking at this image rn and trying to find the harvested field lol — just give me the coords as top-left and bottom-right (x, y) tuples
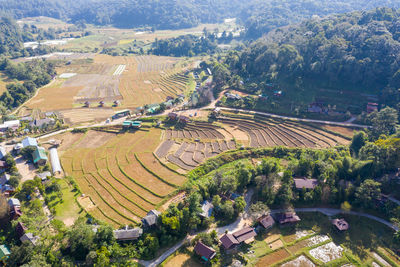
(281, 255), (316, 267)
(256, 248), (291, 267)
(61, 129), (185, 226)
(163, 253), (202, 267)
(60, 108), (114, 125)
(309, 242), (343, 263)
(218, 116), (351, 149)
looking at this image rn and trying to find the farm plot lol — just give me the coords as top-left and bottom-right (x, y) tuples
(61, 129), (185, 227)
(218, 116), (351, 149)
(309, 242), (344, 263)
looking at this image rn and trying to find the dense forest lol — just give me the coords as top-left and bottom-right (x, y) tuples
(2, 0), (400, 32)
(0, 17), (23, 57)
(214, 8), (400, 110)
(0, 58), (55, 112)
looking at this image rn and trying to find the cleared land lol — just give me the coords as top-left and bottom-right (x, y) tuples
(25, 54), (190, 124)
(60, 129), (186, 226)
(156, 115), (352, 172)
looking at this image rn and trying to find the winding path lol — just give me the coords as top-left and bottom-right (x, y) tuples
(140, 207), (398, 267)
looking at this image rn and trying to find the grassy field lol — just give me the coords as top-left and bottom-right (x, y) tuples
(59, 129), (186, 226)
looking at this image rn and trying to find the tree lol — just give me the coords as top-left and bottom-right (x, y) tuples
(66, 221), (95, 261)
(350, 131), (367, 156)
(370, 107), (398, 139)
(0, 194), (8, 225)
(249, 202), (270, 220)
(234, 196), (246, 215)
(94, 225), (115, 246)
(355, 179), (381, 208)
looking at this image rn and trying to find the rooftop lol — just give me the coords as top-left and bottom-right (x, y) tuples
(194, 241), (216, 261)
(276, 212), (301, 224)
(113, 228), (143, 240)
(258, 214), (275, 229)
(199, 200), (214, 218)
(232, 227), (257, 243)
(220, 233), (239, 249)
(293, 178), (318, 190)
(32, 147), (48, 164)
(332, 218), (349, 231)
(22, 137), (38, 148)
(0, 244), (10, 259)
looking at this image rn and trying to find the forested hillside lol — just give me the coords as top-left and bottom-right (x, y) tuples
(2, 0), (400, 31)
(216, 8), (400, 109)
(241, 0), (400, 39)
(0, 17), (23, 57)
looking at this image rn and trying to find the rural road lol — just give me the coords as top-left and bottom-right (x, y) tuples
(141, 206), (398, 266)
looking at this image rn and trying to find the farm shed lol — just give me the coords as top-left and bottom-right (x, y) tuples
(332, 218), (349, 231)
(16, 222), (27, 238)
(131, 121), (142, 128)
(10, 205), (22, 220)
(293, 178), (318, 190)
(0, 173), (10, 186)
(0, 147), (6, 160)
(49, 148), (62, 175)
(8, 198), (20, 208)
(142, 210), (161, 228)
(258, 214), (275, 229)
(37, 171), (52, 181)
(112, 109), (131, 120)
(22, 137), (38, 148)
(32, 147), (48, 165)
(20, 233), (39, 246)
(232, 227), (257, 244)
(220, 233), (240, 249)
(199, 200), (213, 218)
(0, 245), (10, 262)
(194, 241), (216, 261)
(276, 212), (301, 226)
(113, 227), (143, 241)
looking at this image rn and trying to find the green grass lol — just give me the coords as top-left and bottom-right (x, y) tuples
(46, 178), (84, 225)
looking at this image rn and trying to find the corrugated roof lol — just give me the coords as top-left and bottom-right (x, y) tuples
(0, 244), (10, 259)
(49, 148), (62, 174)
(113, 228), (143, 240)
(22, 137), (38, 148)
(294, 178), (318, 189)
(233, 227), (257, 243)
(194, 241), (216, 260)
(220, 233), (239, 249)
(33, 147), (47, 164)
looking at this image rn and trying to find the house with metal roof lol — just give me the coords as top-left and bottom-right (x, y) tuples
(22, 137), (38, 148)
(20, 233), (39, 246)
(113, 227), (143, 241)
(0, 244), (10, 262)
(276, 212), (301, 226)
(0, 173), (10, 186)
(332, 218), (349, 231)
(142, 210), (161, 228)
(8, 198), (20, 207)
(258, 214), (275, 230)
(199, 200), (213, 218)
(49, 148), (62, 175)
(0, 146), (6, 160)
(293, 178), (318, 190)
(37, 171), (52, 181)
(220, 233), (239, 249)
(32, 147), (48, 165)
(194, 241), (216, 261)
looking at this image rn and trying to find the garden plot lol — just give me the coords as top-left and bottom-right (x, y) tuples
(281, 255), (316, 267)
(372, 252), (391, 267)
(306, 235), (330, 247)
(309, 242), (344, 263)
(113, 64), (126, 76)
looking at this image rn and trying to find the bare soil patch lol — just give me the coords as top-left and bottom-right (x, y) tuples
(323, 125), (354, 138)
(269, 239), (284, 250)
(164, 253), (202, 267)
(78, 196), (95, 211)
(75, 131), (115, 148)
(281, 255), (316, 267)
(256, 248), (291, 267)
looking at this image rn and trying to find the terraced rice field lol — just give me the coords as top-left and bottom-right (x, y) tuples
(217, 115), (351, 148)
(61, 129), (186, 227)
(156, 121), (236, 171)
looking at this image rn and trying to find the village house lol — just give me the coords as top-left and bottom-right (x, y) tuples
(257, 214), (275, 230)
(293, 178), (318, 190)
(22, 137), (38, 148)
(0, 173), (10, 186)
(367, 102), (378, 114)
(220, 227), (257, 249)
(37, 171), (52, 181)
(20, 233), (39, 246)
(332, 218), (349, 231)
(194, 241), (216, 262)
(8, 198), (20, 208)
(0, 245), (10, 263)
(178, 115), (190, 124)
(0, 146), (6, 160)
(99, 101), (105, 107)
(199, 200), (214, 218)
(84, 101), (90, 108)
(276, 212), (301, 226)
(29, 118), (55, 129)
(16, 222), (27, 238)
(113, 227), (143, 241)
(0, 120), (20, 132)
(32, 147), (48, 165)
(10, 205), (22, 220)
(1, 185), (15, 197)
(142, 210), (161, 228)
